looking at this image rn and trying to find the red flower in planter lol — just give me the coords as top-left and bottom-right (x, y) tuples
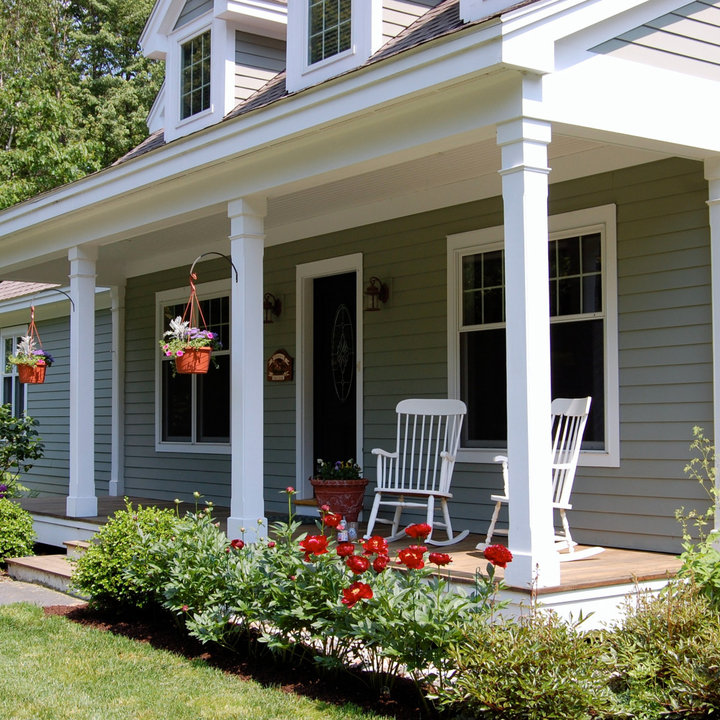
(299, 534), (329, 561)
(346, 554), (371, 575)
(428, 552), (452, 567)
(404, 523), (432, 541)
(373, 554), (390, 572)
(484, 544), (513, 568)
(323, 512), (342, 528)
(397, 545), (427, 570)
(336, 542), (355, 558)
(229, 539), (245, 550)
(362, 535), (388, 556)
(342, 581), (373, 607)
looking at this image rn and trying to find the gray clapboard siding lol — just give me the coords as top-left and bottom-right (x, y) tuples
(174, 0), (212, 29)
(235, 32), (285, 104)
(21, 311), (112, 497)
(382, 0), (439, 43)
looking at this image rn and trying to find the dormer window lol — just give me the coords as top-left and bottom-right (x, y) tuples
(181, 30), (211, 120)
(309, 0), (351, 64)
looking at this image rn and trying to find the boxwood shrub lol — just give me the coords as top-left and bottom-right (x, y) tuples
(0, 498), (35, 562)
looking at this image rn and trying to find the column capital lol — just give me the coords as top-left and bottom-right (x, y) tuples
(68, 245), (98, 263)
(228, 197), (267, 242)
(497, 118), (551, 178)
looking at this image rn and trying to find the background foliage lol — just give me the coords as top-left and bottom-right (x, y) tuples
(0, 0), (164, 210)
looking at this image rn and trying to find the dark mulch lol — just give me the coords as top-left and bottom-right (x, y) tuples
(44, 604), (430, 720)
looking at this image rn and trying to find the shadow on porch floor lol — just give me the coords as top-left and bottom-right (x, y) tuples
(19, 495), (682, 594)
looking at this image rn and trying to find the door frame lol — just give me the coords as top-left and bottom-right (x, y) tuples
(296, 253), (364, 499)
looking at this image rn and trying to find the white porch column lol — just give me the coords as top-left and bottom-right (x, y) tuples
(704, 158), (720, 535)
(66, 246), (98, 517)
(227, 197), (267, 542)
(108, 285), (125, 497)
(498, 117), (560, 588)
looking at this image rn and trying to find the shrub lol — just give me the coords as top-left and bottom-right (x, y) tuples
(71, 500), (177, 609)
(605, 579), (720, 718)
(676, 426), (720, 607)
(436, 611), (617, 720)
(0, 498), (35, 562)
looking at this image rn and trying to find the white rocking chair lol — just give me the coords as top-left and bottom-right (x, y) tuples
(478, 397), (604, 562)
(364, 399), (470, 547)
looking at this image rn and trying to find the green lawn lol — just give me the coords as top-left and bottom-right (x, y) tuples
(0, 604), (390, 720)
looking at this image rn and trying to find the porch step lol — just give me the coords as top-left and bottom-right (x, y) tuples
(6, 554), (78, 596)
(63, 540), (91, 559)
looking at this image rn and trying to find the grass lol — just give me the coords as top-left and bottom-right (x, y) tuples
(0, 604), (391, 720)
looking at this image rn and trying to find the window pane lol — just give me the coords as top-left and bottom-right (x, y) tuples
(550, 319), (604, 447)
(180, 31), (210, 120)
(557, 276), (581, 316)
(554, 236), (580, 277)
(3, 377), (11, 405)
(582, 233), (601, 274)
(162, 363), (192, 441)
(197, 355), (230, 442)
(460, 329), (507, 446)
(583, 274), (602, 314)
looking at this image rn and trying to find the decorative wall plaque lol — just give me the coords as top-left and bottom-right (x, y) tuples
(266, 349), (293, 382)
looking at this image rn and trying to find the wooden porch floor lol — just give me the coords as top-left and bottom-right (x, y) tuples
(19, 496), (682, 594)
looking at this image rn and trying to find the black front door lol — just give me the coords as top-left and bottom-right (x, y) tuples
(313, 272), (357, 465)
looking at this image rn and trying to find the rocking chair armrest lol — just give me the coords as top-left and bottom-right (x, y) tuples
(371, 448), (398, 459)
(439, 450), (456, 463)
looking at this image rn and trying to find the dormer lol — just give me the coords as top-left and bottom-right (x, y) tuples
(286, 0), (441, 94)
(141, 0), (288, 142)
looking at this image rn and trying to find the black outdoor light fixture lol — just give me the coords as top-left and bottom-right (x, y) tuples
(263, 292), (282, 323)
(364, 276), (389, 312)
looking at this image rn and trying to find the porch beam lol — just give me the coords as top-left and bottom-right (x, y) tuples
(704, 158), (720, 537)
(66, 245), (98, 518)
(227, 197), (268, 542)
(498, 116), (560, 589)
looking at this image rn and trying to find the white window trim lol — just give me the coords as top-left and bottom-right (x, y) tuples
(286, 0), (382, 93)
(1, 325), (29, 416)
(155, 278), (231, 454)
(447, 204), (619, 467)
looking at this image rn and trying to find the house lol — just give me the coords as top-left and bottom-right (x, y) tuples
(0, 0), (718, 595)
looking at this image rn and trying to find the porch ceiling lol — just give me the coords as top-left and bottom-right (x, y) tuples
(0, 132), (670, 286)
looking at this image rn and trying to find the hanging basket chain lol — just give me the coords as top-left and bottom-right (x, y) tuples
(181, 272), (209, 332)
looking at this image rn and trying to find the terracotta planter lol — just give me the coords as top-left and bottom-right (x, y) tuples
(175, 347), (211, 374)
(310, 477), (369, 522)
(18, 364), (46, 384)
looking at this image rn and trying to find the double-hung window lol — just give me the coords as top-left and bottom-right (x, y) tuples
(448, 205), (619, 466)
(1, 327), (28, 416)
(308, 0), (352, 64)
(156, 281), (230, 453)
(180, 30), (211, 120)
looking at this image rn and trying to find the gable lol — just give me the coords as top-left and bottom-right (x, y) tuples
(174, 0), (213, 29)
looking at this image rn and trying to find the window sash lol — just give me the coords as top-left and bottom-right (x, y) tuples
(180, 30), (211, 120)
(308, 0), (352, 64)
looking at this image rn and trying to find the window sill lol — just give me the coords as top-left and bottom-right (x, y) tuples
(456, 447), (619, 468)
(155, 442), (230, 455)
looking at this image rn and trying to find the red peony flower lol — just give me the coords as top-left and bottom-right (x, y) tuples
(230, 539), (245, 550)
(405, 523), (432, 540)
(320, 504), (331, 513)
(397, 545), (426, 569)
(336, 542), (355, 557)
(267, 541), (276, 548)
(428, 552), (452, 567)
(483, 544), (513, 568)
(299, 534), (329, 561)
(323, 512), (342, 528)
(285, 486), (295, 494)
(341, 581), (373, 607)
(362, 535), (388, 556)
(373, 554), (390, 572)
(346, 554), (371, 575)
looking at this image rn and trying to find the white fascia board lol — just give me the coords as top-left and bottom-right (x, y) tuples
(0, 22), (508, 239)
(0, 286), (111, 325)
(140, 0), (186, 56)
(542, 52), (720, 153)
(147, 81), (166, 133)
(216, 0), (287, 28)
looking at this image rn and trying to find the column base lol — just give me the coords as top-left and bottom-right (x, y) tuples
(227, 516), (268, 543)
(108, 480), (123, 497)
(503, 549), (560, 590)
(66, 496), (98, 518)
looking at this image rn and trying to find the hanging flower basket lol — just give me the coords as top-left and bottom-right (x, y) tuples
(159, 272), (222, 375)
(8, 306), (54, 384)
